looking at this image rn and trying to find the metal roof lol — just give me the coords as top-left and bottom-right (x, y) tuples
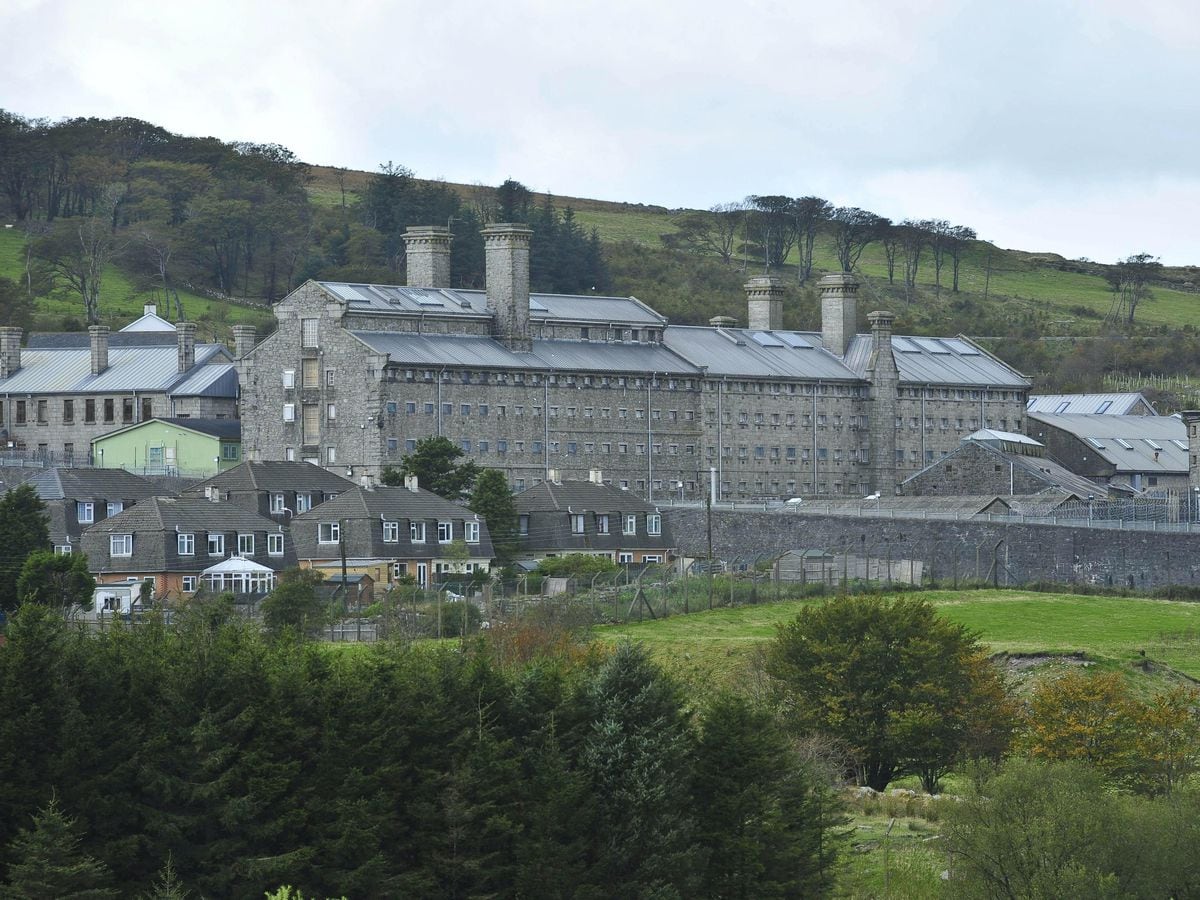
(842, 334), (1029, 388)
(662, 326), (861, 380)
(967, 429), (1043, 446)
(169, 363), (238, 398)
(352, 332), (696, 375)
(1028, 412), (1188, 473)
(321, 282), (665, 325)
(1026, 393), (1158, 415)
(120, 312), (176, 332)
(0, 345), (232, 395)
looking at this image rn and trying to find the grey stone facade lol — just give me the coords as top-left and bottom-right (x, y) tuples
(237, 226), (1030, 501)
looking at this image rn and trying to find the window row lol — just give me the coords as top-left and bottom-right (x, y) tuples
(317, 520), (481, 545)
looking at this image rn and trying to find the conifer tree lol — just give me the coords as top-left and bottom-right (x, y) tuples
(0, 484), (51, 609)
(3, 797), (115, 899)
(469, 469), (518, 565)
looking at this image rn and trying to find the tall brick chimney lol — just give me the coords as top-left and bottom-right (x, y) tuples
(176, 322), (197, 373)
(866, 309), (899, 497)
(89, 325), (109, 376)
(744, 275), (786, 331)
(483, 223), (533, 352)
(0, 327), (22, 378)
(819, 273), (859, 357)
(232, 325), (256, 359)
(403, 226), (453, 289)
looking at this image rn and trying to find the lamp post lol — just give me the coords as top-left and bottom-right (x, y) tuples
(1193, 486), (1199, 526)
(1087, 493), (1094, 526)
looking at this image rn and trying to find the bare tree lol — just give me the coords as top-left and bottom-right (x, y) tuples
(32, 185), (129, 323)
(899, 220), (930, 303)
(663, 202), (745, 264)
(139, 226), (184, 320)
(1106, 253), (1162, 325)
(879, 221), (900, 283)
(948, 225), (976, 292)
(793, 196), (832, 283)
(830, 207), (886, 273)
(927, 219), (951, 296)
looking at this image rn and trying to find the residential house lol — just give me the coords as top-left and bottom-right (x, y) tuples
(513, 471), (673, 564)
(92, 417), (242, 476)
(22, 466), (165, 553)
(81, 495), (297, 600)
(290, 478), (493, 588)
(182, 460), (354, 520)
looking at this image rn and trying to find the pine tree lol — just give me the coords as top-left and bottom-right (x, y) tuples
(469, 469), (518, 565)
(0, 483), (51, 609)
(3, 797), (116, 899)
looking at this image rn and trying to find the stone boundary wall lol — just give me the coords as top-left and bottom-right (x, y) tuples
(665, 508), (1200, 589)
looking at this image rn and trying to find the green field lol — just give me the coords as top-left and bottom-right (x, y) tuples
(597, 589), (1200, 686)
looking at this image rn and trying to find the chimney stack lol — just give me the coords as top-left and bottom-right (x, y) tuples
(0, 327), (22, 378)
(744, 275), (786, 331)
(483, 223), (534, 351)
(232, 325), (256, 359)
(403, 474), (419, 493)
(403, 226), (453, 289)
(89, 325), (109, 376)
(176, 322), (197, 373)
(818, 273), (859, 357)
(866, 309), (899, 498)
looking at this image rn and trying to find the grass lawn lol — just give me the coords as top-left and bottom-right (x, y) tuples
(596, 589), (1200, 687)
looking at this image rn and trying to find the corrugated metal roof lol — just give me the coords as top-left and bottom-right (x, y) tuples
(352, 332), (696, 374)
(967, 429), (1043, 446)
(170, 363), (238, 398)
(321, 282), (665, 325)
(842, 334), (1029, 387)
(0, 345), (231, 394)
(1026, 393), (1157, 415)
(663, 327), (861, 380)
(1028, 412), (1188, 473)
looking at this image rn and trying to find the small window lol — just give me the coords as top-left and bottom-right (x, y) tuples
(282, 369), (295, 389)
(519, 515), (529, 536)
(237, 533), (254, 556)
(178, 532), (195, 555)
(326, 403), (337, 421)
(296, 493), (312, 513)
(570, 513), (585, 534)
(221, 444), (239, 460)
(76, 501), (94, 523)
(318, 523), (340, 544)
(597, 514), (610, 534)
(383, 521), (399, 542)
(208, 533), (225, 555)
(301, 318), (319, 348)
(326, 446), (337, 464)
(325, 369), (336, 388)
(618, 552), (633, 563)
(410, 521), (426, 543)
(267, 533), (284, 556)
(438, 521), (453, 543)
(283, 403), (296, 423)
(623, 514), (637, 535)
(465, 521), (480, 543)
(110, 534), (133, 557)
(270, 493), (285, 513)
(646, 514), (661, 536)
(182, 576), (196, 593)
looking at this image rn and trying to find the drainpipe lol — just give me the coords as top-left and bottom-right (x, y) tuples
(436, 366), (445, 436)
(716, 379), (724, 499)
(647, 373), (654, 502)
(543, 368), (551, 480)
(920, 386), (926, 468)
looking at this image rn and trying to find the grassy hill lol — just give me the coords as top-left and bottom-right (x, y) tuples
(0, 227), (273, 341)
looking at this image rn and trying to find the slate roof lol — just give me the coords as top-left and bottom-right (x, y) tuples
(82, 496), (297, 573)
(0, 344), (234, 395)
(322, 282), (666, 325)
(1027, 393), (1158, 415)
(901, 439), (1113, 499)
(662, 326), (861, 380)
(514, 480), (659, 514)
(290, 485), (494, 560)
(1027, 413), (1189, 474)
(185, 461), (354, 496)
(352, 332), (696, 375)
(24, 467), (162, 502)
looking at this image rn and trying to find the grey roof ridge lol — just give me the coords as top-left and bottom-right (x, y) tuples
(164, 346), (235, 394)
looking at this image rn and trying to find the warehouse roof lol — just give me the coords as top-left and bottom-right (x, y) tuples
(0, 344), (234, 395)
(1027, 412), (1188, 474)
(842, 334), (1030, 388)
(1027, 393), (1158, 416)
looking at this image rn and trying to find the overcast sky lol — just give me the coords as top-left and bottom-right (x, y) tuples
(3, 0), (1198, 264)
